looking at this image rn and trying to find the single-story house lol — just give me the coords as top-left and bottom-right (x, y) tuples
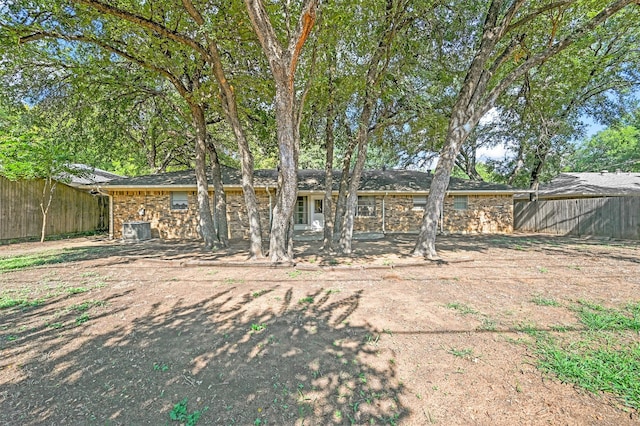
(514, 171), (640, 239)
(103, 167), (525, 241)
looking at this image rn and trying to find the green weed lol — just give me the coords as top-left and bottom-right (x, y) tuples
(531, 295), (561, 307)
(251, 323), (266, 332)
(445, 302), (478, 315)
(75, 313), (90, 325)
(298, 296), (314, 304)
(287, 270), (302, 278)
(448, 348), (473, 358)
(169, 398), (207, 425)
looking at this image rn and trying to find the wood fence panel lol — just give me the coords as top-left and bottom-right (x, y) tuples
(0, 176), (108, 240)
(515, 196), (640, 240)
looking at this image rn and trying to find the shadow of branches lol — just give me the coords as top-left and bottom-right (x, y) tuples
(1, 285), (406, 425)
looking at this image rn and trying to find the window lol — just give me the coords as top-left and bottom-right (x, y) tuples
(357, 196), (376, 217)
(413, 195), (427, 210)
(171, 191), (189, 210)
(453, 195), (468, 210)
(295, 196), (308, 225)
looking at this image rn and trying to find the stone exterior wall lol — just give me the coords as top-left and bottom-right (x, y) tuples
(441, 194), (513, 233)
(110, 190), (513, 240)
(225, 190), (272, 239)
(111, 190), (204, 239)
(383, 194), (513, 234)
(111, 189), (274, 240)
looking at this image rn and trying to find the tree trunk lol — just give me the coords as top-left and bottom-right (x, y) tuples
(244, 0), (319, 262)
(322, 101), (336, 251)
(269, 78), (299, 262)
(180, 0), (264, 257)
(413, 112), (473, 259)
(191, 105), (217, 249)
(206, 138), (229, 247)
(39, 178), (56, 243)
(338, 135), (369, 254)
(333, 128), (358, 240)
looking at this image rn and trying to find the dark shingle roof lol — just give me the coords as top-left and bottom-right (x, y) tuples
(59, 164), (124, 186)
(106, 167), (518, 193)
(533, 172), (640, 198)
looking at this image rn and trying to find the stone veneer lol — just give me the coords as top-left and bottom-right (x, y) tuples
(110, 190), (512, 240)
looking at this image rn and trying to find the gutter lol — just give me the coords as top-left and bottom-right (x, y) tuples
(382, 192), (387, 234)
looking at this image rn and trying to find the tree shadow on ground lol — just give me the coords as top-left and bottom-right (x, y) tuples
(1, 286), (406, 425)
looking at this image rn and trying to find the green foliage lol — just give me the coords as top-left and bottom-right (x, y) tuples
(169, 398), (207, 425)
(537, 342), (640, 409)
(571, 116), (640, 172)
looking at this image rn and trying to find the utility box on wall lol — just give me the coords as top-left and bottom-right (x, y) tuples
(122, 221), (151, 241)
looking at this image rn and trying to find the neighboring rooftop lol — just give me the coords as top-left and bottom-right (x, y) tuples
(105, 167), (522, 194)
(534, 171), (640, 198)
(60, 164), (125, 187)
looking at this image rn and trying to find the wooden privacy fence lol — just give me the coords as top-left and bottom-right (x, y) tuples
(514, 196), (640, 240)
(0, 176), (108, 241)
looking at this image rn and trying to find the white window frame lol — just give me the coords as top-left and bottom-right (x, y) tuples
(453, 195), (468, 211)
(412, 195), (427, 211)
(356, 196), (376, 217)
(170, 191), (189, 210)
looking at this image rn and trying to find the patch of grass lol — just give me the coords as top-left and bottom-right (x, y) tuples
(531, 295), (561, 307)
(574, 301), (640, 331)
(250, 323), (266, 332)
(477, 317), (497, 331)
(537, 266), (549, 273)
(75, 313), (90, 325)
(528, 300), (640, 410)
(445, 302), (478, 315)
(153, 362), (169, 372)
(515, 321), (547, 338)
(448, 348), (473, 358)
(169, 398), (207, 425)
(65, 287), (89, 295)
(298, 296), (314, 304)
(537, 340), (640, 409)
(0, 296), (44, 310)
(252, 290), (268, 298)
(287, 270), (302, 278)
(0, 246), (121, 273)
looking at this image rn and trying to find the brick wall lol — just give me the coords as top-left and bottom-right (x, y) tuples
(111, 189), (274, 240)
(442, 194), (513, 233)
(110, 190), (513, 240)
(383, 194), (513, 234)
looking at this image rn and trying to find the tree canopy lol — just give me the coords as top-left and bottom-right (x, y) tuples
(1, 0), (639, 257)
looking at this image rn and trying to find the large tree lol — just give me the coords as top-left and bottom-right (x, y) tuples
(413, 0), (640, 259)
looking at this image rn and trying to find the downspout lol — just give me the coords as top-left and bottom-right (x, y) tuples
(109, 194), (114, 240)
(382, 192), (387, 234)
(440, 192), (445, 234)
(266, 186), (272, 227)
(95, 186), (114, 240)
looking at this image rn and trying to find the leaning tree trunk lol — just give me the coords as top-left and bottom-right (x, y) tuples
(206, 138), (229, 247)
(191, 105), (217, 249)
(413, 112), (473, 259)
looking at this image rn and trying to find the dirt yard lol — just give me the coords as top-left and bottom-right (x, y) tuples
(1, 234), (639, 425)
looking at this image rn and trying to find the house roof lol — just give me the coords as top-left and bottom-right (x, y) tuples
(530, 171), (640, 198)
(104, 166), (521, 194)
(61, 164), (124, 187)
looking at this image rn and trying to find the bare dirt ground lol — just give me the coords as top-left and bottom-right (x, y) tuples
(1, 233), (639, 425)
